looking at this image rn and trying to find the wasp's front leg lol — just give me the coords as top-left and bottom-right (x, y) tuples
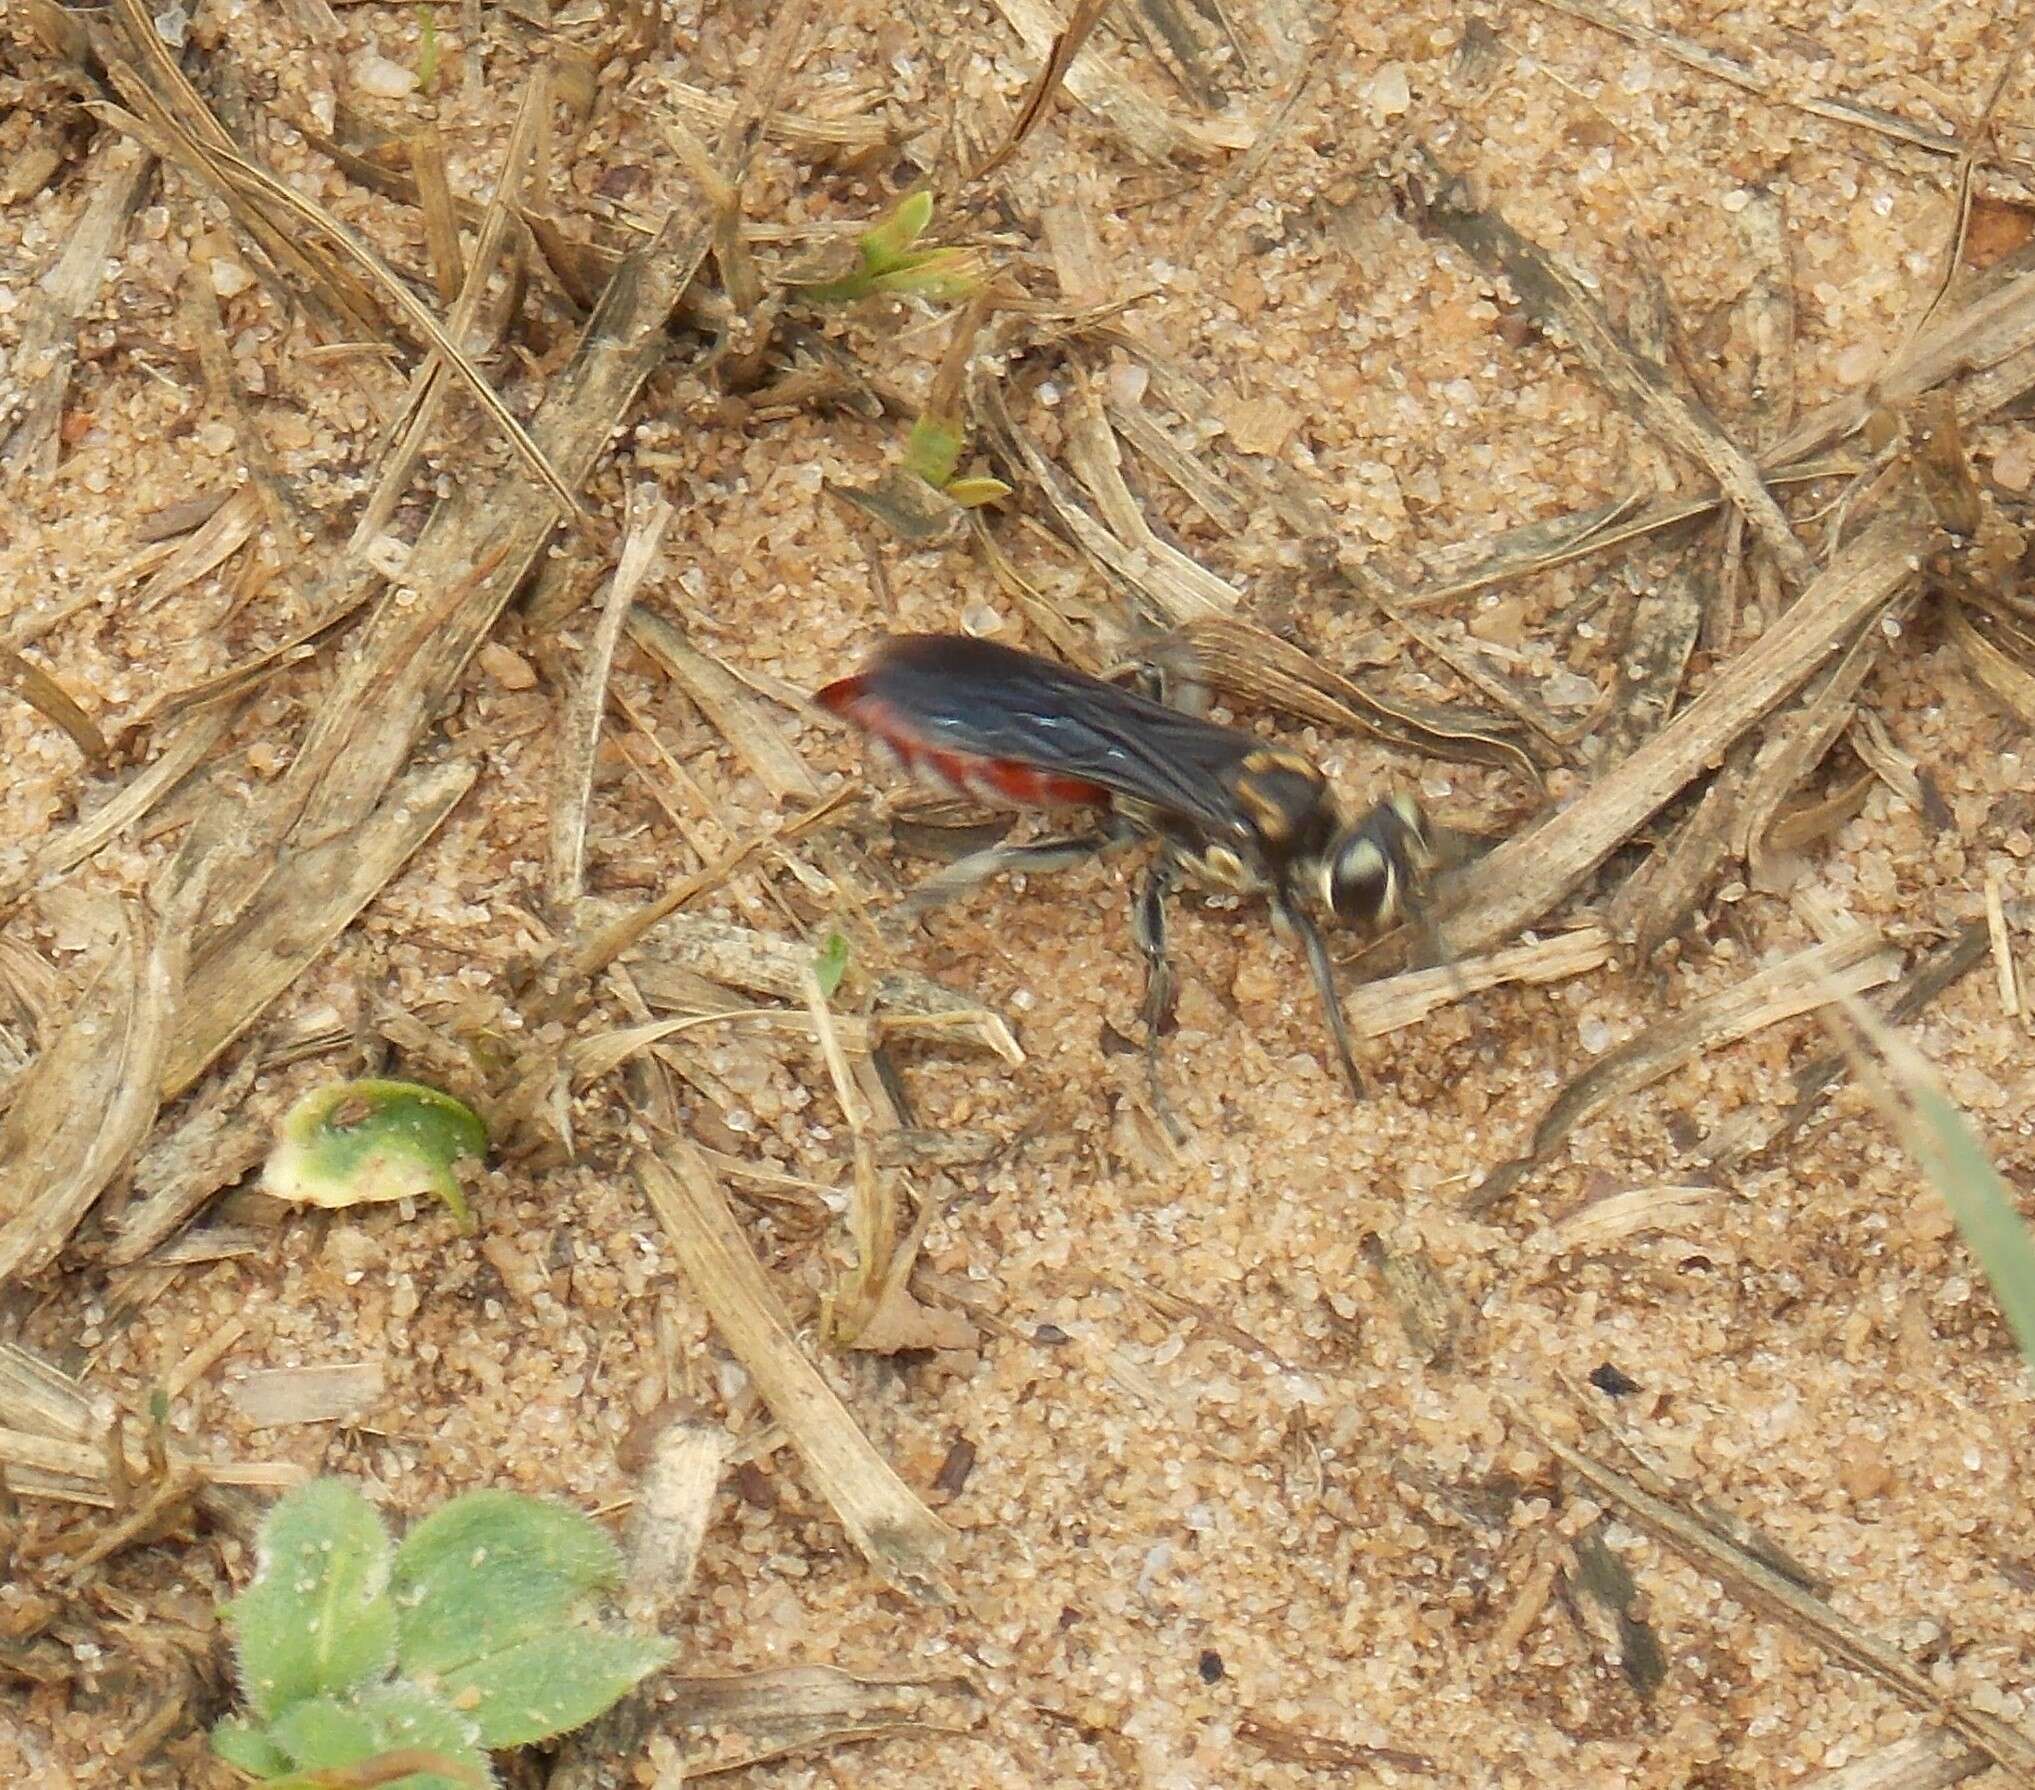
(1273, 892), (1366, 1099)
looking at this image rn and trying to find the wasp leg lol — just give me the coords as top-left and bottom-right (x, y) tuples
(1131, 856), (1187, 1140)
(1275, 894), (1366, 1099)
(900, 818), (1135, 918)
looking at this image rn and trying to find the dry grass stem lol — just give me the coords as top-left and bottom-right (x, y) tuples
(1531, 1424), (2035, 1783)
(1406, 146), (1814, 588)
(1473, 930), (1900, 1209)
(1439, 503), (1938, 958)
(985, 0), (1255, 161)
(1343, 929), (1611, 1038)
(160, 755), (475, 1099)
(549, 497), (674, 917)
(0, 136), (153, 475)
(635, 1138), (951, 1599)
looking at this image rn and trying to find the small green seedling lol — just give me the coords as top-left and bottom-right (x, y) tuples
(812, 928), (852, 999)
(901, 413), (1011, 510)
(213, 1479), (673, 1789)
(415, 6), (439, 93)
(794, 190), (985, 305)
(264, 1080), (487, 1230)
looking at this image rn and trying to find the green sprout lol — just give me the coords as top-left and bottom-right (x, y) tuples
(263, 1080), (487, 1231)
(795, 191), (986, 305)
(812, 929), (851, 999)
(213, 1479), (673, 1789)
(415, 6), (439, 92)
(901, 414), (1011, 510)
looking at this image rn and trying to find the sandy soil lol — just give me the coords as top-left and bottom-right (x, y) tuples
(3, 1), (2033, 1786)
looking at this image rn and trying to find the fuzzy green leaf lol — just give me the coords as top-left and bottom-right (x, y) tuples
(438, 1630), (674, 1749)
(390, 1490), (623, 1677)
(269, 1685), (490, 1790)
(227, 1480), (398, 1720)
(264, 1079), (487, 1229)
(210, 1716), (293, 1778)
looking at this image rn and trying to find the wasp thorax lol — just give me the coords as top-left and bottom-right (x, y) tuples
(1323, 796), (1432, 927)
(1233, 749), (1330, 846)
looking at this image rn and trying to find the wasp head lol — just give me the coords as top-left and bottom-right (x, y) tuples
(1322, 794), (1433, 928)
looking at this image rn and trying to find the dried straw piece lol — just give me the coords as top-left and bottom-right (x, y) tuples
(1773, 266), (2035, 466)
(1530, 0), (1967, 160)
(133, 486), (261, 613)
(1471, 930), (1899, 1212)
(1102, 393), (1250, 532)
(1156, 616), (1541, 779)
(1404, 146), (1814, 588)
(978, 379), (1228, 625)
(351, 72), (551, 552)
(984, 0), (1255, 162)
(179, 270), (311, 554)
(160, 755), (475, 1099)
(1531, 1423), (2035, 1784)
(1601, 553), (1707, 765)
(664, 1664), (976, 1775)
(225, 1362), (386, 1429)
(277, 213), (710, 844)
(1798, 1733), (1992, 1790)
(1945, 596), (2035, 727)
(1437, 503), (1938, 959)
(1344, 929), (1610, 1038)
(0, 645), (108, 766)
(103, 1050), (267, 1266)
(547, 1415), (733, 1790)
(626, 609), (822, 803)
(973, 0), (1112, 182)
(549, 498), (674, 916)
(0, 700), (236, 914)
(661, 79), (890, 154)
(635, 1138), (951, 1599)
(639, 913), (1022, 1062)
(0, 136), (154, 475)
(0, 876), (202, 1283)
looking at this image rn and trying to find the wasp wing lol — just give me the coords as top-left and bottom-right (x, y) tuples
(819, 635), (1256, 838)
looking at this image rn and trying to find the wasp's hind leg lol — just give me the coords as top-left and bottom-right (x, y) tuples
(1274, 893), (1366, 1099)
(899, 814), (1138, 920)
(1131, 856), (1188, 1140)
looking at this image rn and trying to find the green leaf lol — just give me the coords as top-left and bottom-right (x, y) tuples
(211, 1717), (293, 1778)
(867, 247), (984, 302)
(263, 1079), (487, 1229)
(390, 1490), (622, 1677)
(944, 475), (1013, 509)
(1911, 1086), (2035, 1375)
(269, 1686), (490, 1790)
(439, 1630), (674, 1749)
(269, 1696), (379, 1769)
(227, 1481), (398, 1720)
(858, 189), (933, 273)
(902, 415), (964, 490)
(812, 930), (851, 999)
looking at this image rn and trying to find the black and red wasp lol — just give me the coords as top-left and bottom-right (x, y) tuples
(815, 633), (1435, 1101)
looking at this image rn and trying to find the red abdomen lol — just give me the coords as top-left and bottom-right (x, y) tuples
(816, 672), (1112, 810)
